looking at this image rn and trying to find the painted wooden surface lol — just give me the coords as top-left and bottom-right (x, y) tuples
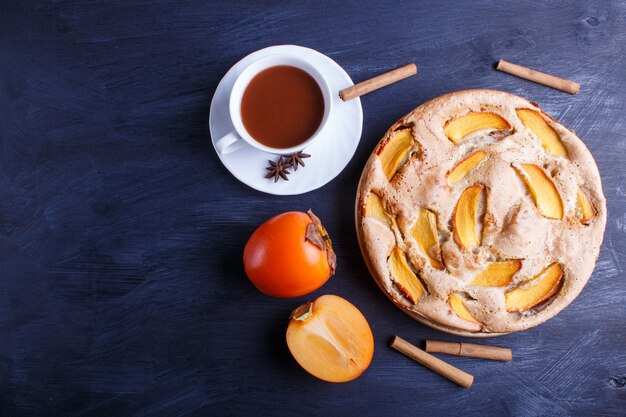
(1, 1), (625, 416)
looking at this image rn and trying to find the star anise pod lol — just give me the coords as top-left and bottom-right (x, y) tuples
(265, 156), (290, 182)
(285, 151), (311, 171)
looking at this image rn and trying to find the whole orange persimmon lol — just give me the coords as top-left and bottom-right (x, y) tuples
(243, 210), (336, 297)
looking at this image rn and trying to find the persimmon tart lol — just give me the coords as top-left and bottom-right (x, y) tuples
(356, 89), (606, 336)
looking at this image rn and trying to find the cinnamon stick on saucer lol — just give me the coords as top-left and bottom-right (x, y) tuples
(339, 63), (417, 101)
(496, 60), (580, 94)
(390, 336), (474, 388)
(425, 340), (513, 362)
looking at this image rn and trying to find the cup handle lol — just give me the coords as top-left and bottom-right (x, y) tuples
(215, 132), (247, 155)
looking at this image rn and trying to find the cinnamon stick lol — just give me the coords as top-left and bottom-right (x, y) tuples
(425, 340), (512, 362)
(496, 60), (580, 94)
(339, 64), (417, 101)
(390, 336), (474, 388)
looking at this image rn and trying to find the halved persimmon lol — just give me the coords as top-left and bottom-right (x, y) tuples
(286, 295), (374, 383)
(243, 210), (336, 297)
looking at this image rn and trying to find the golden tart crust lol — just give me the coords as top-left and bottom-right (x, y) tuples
(356, 89), (606, 336)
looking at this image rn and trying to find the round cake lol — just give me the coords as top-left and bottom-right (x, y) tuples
(356, 89), (606, 336)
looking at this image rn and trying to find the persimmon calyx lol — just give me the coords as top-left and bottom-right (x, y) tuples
(306, 209), (337, 274)
(291, 302), (313, 321)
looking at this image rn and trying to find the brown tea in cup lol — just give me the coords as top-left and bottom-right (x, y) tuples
(241, 65), (324, 149)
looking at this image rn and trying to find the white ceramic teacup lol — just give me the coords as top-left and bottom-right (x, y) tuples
(215, 54), (333, 155)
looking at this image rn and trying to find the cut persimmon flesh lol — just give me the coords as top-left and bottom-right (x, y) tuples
(411, 208), (444, 270)
(287, 294), (374, 383)
(515, 164), (564, 220)
(516, 109), (567, 157)
(388, 247), (426, 303)
(453, 185), (484, 251)
(447, 150), (487, 185)
(505, 263), (563, 313)
(377, 127), (414, 180)
(470, 260), (522, 287)
(577, 187), (596, 224)
(363, 192), (392, 226)
(449, 293), (480, 324)
(444, 112), (510, 144)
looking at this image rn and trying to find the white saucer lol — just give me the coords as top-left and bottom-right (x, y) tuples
(209, 45), (363, 195)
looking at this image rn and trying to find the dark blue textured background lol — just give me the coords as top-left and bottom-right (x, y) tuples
(1, 1), (625, 416)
